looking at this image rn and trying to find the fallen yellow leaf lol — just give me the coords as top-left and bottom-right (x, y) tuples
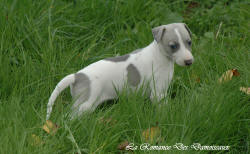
(117, 140), (129, 150)
(191, 73), (201, 83)
(240, 87), (250, 95)
(232, 69), (240, 76)
(98, 117), (117, 125)
(142, 126), (160, 142)
(218, 69), (240, 83)
(42, 120), (58, 135)
(31, 134), (44, 146)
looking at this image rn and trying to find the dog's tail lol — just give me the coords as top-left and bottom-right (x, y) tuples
(46, 74), (75, 120)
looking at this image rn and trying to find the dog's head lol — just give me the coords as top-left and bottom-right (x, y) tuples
(152, 23), (194, 66)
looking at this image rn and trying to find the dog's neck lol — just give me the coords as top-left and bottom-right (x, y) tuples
(146, 41), (174, 70)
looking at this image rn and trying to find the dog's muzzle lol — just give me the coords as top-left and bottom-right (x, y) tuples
(184, 59), (193, 66)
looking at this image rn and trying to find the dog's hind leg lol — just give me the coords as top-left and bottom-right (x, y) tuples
(76, 97), (100, 117)
(70, 97), (95, 119)
(81, 92), (107, 111)
(76, 91), (115, 117)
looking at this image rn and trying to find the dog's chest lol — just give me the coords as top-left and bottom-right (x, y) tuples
(133, 50), (174, 84)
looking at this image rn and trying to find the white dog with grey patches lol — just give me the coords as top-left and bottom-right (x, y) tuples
(46, 23), (194, 120)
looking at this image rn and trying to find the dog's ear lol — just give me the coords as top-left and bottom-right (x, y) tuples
(183, 23), (192, 38)
(152, 26), (166, 43)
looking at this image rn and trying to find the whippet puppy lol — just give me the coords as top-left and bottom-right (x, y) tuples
(46, 23), (194, 120)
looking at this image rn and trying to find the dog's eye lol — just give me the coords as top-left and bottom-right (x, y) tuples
(170, 44), (177, 50)
(187, 40), (192, 46)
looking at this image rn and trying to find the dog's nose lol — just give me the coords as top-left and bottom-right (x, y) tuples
(184, 59), (193, 66)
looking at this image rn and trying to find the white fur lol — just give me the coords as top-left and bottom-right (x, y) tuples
(173, 28), (194, 66)
(46, 74), (75, 120)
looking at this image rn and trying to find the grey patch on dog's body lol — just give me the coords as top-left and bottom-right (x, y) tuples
(131, 48), (142, 54)
(104, 54), (130, 62)
(71, 73), (90, 108)
(126, 64), (141, 86)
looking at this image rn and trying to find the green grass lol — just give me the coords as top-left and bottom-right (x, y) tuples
(0, 0), (249, 153)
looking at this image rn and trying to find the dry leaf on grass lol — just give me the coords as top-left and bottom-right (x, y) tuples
(98, 117), (117, 125)
(184, 2), (200, 17)
(142, 126), (161, 142)
(42, 120), (59, 135)
(240, 87), (250, 95)
(218, 69), (240, 83)
(30, 134), (44, 146)
(117, 140), (129, 150)
(191, 73), (201, 83)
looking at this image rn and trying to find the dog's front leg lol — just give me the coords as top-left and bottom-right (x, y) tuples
(150, 84), (167, 104)
(150, 92), (167, 103)
(149, 75), (171, 105)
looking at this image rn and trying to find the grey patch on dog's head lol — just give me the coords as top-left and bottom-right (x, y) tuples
(71, 73), (90, 108)
(127, 64), (141, 86)
(154, 23), (192, 58)
(161, 28), (179, 55)
(131, 48), (142, 54)
(181, 23), (192, 49)
(104, 54), (130, 62)
(178, 23), (192, 49)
